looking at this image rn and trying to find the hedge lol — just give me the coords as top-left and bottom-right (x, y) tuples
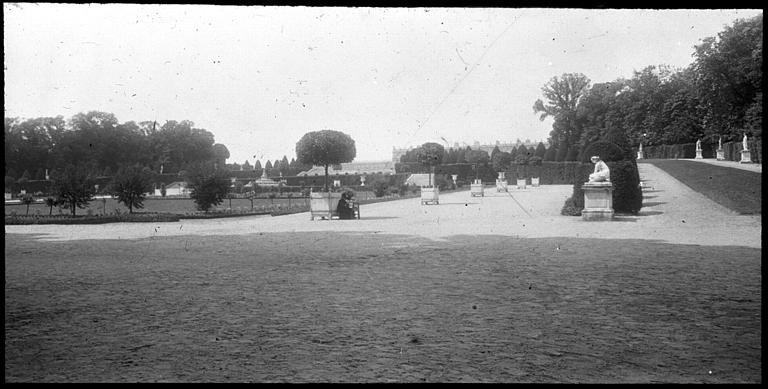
(4, 212), (181, 225)
(637, 138), (761, 163)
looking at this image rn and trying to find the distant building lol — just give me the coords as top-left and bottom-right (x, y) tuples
(154, 181), (189, 197)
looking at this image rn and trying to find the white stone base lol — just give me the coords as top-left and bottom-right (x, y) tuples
(470, 183), (484, 197)
(582, 182), (614, 221)
(495, 180), (508, 192)
(740, 150), (752, 164)
(695, 149), (703, 159)
(716, 149), (725, 161)
(637, 151), (644, 160)
(516, 179), (526, 189)
(420, 187), (439, 205)
(531, 177), (540, 187)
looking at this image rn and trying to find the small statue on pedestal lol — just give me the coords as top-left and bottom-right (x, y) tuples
(588, 156), (610, 182)
(743, 134), (749, 151)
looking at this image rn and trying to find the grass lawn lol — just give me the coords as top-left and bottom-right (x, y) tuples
(640, 160), (761, 214)
(5, 232), (761, 383)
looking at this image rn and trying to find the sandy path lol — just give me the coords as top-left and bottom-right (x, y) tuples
(5, 163), (760, 248)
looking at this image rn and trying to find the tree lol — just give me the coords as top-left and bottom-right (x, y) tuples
(51, 164), (95, 216)
(21, 193), (34, 215)
(44, 197), (57, 215)
(534, 142), (547, 158)
(254, 160), (263, 172)
(242, 160), (252, 171)
(533, 73), (591, 150)
(491, 151), (513, 172)
(185, 162), (231, 212)
(465, 149), (490, 179)
(109, 165), (153, 214)
(543, 144), (557, 161)
(693, 14), (762, 138)
(415, 142), (445, 187)
(295, 130), (357, 192)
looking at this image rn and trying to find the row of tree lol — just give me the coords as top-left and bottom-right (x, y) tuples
(224, 156), (312, 177)
(533, 15), (762, 155)
(4, 111), (231, 181)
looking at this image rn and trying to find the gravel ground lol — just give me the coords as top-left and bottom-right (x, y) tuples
(5, 163), (762, 382)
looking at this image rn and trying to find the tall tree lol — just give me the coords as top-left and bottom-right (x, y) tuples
(533, 73), (591, 149)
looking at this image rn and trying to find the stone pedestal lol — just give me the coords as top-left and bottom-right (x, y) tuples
(716, 149), (725, 161)
(516, 178), (526, 189)
(695, 149), (703, 159)
(740, 150), (752, 164)
(531, 177), (540, 187)
(581, 182), (614, 221)
(495, 180), (508, 192)
(636, 151), (644, 160)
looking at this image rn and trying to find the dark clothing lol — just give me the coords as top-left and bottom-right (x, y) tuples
(337, 199), (355, 219)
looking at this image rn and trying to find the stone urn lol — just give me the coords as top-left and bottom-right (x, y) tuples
(309, 191), (343, 220)
(420, 186), (439, 205)
(470, 179), (484, 197)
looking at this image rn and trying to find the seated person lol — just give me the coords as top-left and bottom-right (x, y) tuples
(336, 191), (356, 219)
(588, 155), (610, 182)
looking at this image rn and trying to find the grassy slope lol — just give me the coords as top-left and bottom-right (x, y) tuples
(641, 160), (761, 214)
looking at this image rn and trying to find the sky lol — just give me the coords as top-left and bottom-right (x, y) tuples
(4, 5), (762, 165)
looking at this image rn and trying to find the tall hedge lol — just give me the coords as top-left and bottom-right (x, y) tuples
(568, 161), (642, 214)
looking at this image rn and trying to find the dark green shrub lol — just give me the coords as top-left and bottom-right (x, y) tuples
(560, 195), (582, 216)
(566, 161), (642, 215)
(580, 141), (625, 163)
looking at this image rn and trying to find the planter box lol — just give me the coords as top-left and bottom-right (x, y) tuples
(420, 186), (439, 205)
(309, 192), (342, 220)
(531, 177), (540, 187)
(470, 181), (484, 197)
(495, 180), (508, 192)
(516, 178), (527, 189)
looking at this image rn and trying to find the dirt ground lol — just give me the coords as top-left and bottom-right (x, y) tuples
(4, 163), (762, 382)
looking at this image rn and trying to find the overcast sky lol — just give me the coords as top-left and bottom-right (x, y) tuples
(4, 5), (762, 164)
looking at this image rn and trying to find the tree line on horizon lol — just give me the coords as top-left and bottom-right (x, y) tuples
(533, 15), (762, 158)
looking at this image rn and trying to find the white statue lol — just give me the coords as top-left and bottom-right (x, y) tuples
(588, 156), (610, 182)
(696, 139), (701, 151)
(639, 143), (643, 152)
(743, 134), (749, 151)
(718, 136), (723, 150)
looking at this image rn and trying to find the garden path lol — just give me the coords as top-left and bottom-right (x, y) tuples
(5, 163), (761, 249)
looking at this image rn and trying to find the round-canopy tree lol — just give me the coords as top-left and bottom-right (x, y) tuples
(416, 142), (445, 187)
(295, 130), (356, 192)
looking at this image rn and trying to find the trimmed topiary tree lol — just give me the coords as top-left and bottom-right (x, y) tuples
(295, 130), (356, 192)
(415, 142), (445, 187)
